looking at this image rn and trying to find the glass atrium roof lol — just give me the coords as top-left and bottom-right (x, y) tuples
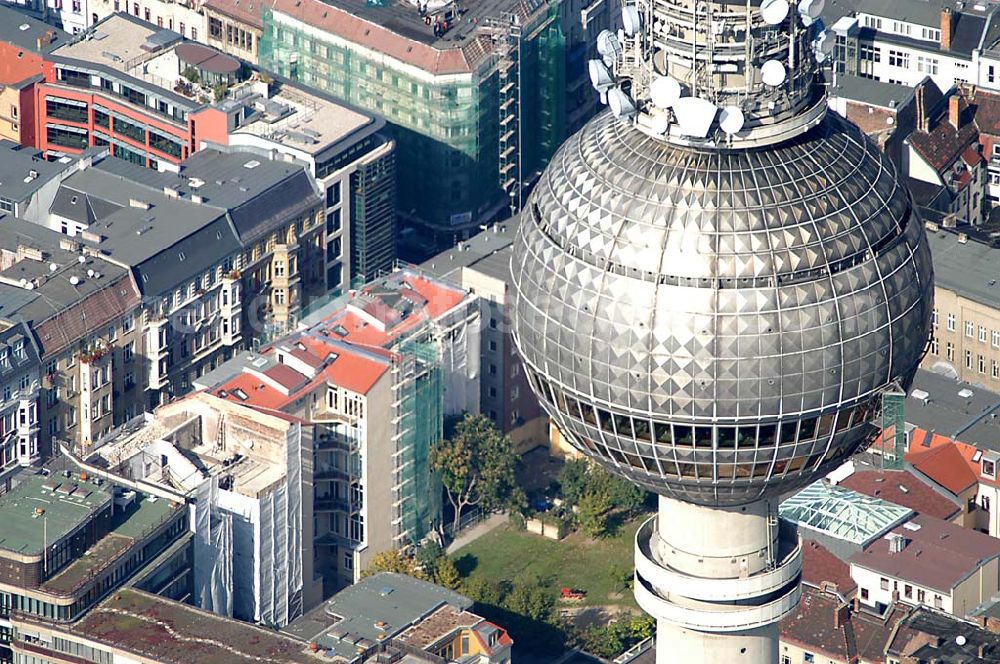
(779, 481), (913, 546)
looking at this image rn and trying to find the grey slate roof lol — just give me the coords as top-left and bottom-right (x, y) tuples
(58, 149), (319, 295)
(282, 572), (473, 659)
(831, 74), (916, 110)
(0, 5), (70, 54)
(904, 368), (1000, 453)
(0, 142), (86, 205)
(925, 229), (1000, 309)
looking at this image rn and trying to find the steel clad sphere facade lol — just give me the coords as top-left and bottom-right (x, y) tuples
(511, 110), (933, 506)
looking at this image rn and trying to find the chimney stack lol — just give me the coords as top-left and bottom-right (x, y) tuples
(834, 603), (851, 630)
(916, 83), (929, 133)
(949, 95), (962, 130)
(942, 8), (954, 51)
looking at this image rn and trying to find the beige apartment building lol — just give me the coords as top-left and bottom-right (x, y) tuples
(922, 226), (1000, 386)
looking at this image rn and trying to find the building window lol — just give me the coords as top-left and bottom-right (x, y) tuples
(947, 313), (956, 331)
(966, 349), (973, 369)
(864, 15), (882, 29)
(991, 66), (996, 84)
(343, 553), (353, 570)
(930, 336), (939, 355)
(917, 56), (938, 75)
(904, 584), (913, 598)
(983, 495), (991, 511)
(967, 321), (975, 337)
(888, 50), (909, 68)
(921, 27), (941, 41)
(934, 595), (943, 609)
(980, 354), (987, 374)
(880, 577), (889, 590)
(993, 360), (999, 379)
(932, 309), (938, 328)
(984, 458), (996, 477)
(947, 342), (955, 362)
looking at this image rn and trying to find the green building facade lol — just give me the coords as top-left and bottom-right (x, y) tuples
(259, 0), (566, 250)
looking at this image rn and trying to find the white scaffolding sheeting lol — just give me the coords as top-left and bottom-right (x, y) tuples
(192, 476), (234, 617)
(438, 306), (481, 416)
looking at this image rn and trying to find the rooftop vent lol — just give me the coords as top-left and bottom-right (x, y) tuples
(18, 23), (30, 31)
(243, 160), (261, 169)
(188, 177), (205, 189)
(888, 533), (908, 554)
(129, 198), (151, 210)
(903, 522), (921, 532)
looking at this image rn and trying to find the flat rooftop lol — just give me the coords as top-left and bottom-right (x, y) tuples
(41, 495), (180, 595)
(830, 74), (916, 109)
(71, 588), (320, 664)
(904, 368), (1000, 452)
(925, 228), (1000, 310)
(0, 473), (111, 557)
(229, 82), (374, 157)
(283, 572), (472, 659)
(419, 220), (516, 282)
(51, 14), (164, 71)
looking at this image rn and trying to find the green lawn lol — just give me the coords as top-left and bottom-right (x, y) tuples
(450, 515), (648, 609)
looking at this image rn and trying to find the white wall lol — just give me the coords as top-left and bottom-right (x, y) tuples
(851, 563), (952, 613)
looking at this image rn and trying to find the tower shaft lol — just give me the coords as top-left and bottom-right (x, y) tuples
(635, 497), (802, 662)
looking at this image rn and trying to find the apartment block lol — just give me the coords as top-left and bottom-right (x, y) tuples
(0, 324), (43, 483)
(192, 269), (478, 593)
(258, 0), (569, 249)
(0, 218), (143, 458)
(76, 392), (319, 626)
(421, 222), (546, 452)
(0, 464), (188, 662)
(824, 0), (1000, 93)
(0, 9), (66, 147)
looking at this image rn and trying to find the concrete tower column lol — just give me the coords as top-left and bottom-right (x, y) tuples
(634, 496), (803, 664)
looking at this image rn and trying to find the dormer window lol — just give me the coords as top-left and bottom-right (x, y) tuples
(984, 458), (996, 478)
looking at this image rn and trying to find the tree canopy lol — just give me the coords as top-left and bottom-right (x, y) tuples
(430, 413), (523, 534)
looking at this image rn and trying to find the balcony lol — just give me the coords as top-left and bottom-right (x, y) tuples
(314, 496), (353, 512)
(314, 431), (360, 452)
(314, 467), (352, 481)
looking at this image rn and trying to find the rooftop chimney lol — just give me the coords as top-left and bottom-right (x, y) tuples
(949, 95), (962, 130)
(834, 603), (851, 630)
(916, 83), (929, 133)
(942, 8), (954, 51)
(889, 533), (908, 554)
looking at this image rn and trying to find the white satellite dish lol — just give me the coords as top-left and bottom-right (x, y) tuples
(69, 275), (80, 286)
(799, 0), (825, 20)
(25, 282), (34, 290)
(589, 59), (614, 91)
(672, 96), (719, 138)
(956, 635), (968, 646)
(719, 106), (746, 135)
(649, 76), (682, 109)
(622, 5), (641, 37)
(608, 88), (637, 119)
(77, 255), (86, 264)
(760, 0), (789, 25)
(761, 59), (787, 86)
(596, 30), (622, 67)
(814, 30), (835, 55)
(49, 263), (58, 272)
(645, 113), (670, 134)
(19, 278), (27, 286)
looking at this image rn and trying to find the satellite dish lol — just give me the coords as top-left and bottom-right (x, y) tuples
(608, 88), (637, 119)
(956, 635), (968, 646)
(596, 30), (622, 67)
(49, 263), (58, 272)
(69, 275), (80, 286)
(19, 278), (27, 286)
(622, 5), (641, 37)
(25, 282), (34, 290)
(589, 59), (614, 92)
(760, 0), (789, 25)
(761, 59), (787, 86)
(719, 106), (746, 135)
(77, 255), (86, 264)
(649, 76), (682, 109)
(672, 96), (719, 138)
(814, 30), (835, 55)
(645, 113), (670, 134)
(799, 0), (825, 20)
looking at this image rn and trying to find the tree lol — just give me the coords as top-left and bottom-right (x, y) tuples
(361, 549), (428, 581)
(182, 66), (200, 83)
(464, 577), (506, 606)
(577, 478), (615, 538)
(582, 613), (654, 659)
(503, 576), (556, 624)
(415, 541), (443, 570)
(559, 457), (590, 506)
(432, 557), (463, 590)
(430, 413), (521, 534)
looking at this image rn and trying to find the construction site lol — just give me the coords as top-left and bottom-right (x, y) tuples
(258, 0), (571, 251)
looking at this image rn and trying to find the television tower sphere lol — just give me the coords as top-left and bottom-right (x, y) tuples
(509, 0), (933, 661)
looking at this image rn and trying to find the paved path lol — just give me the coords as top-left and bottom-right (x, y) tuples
(446, 512), (507, 554)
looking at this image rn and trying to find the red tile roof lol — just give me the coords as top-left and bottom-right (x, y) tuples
(907, 437), (979, 495)
(838, 471), (961, 522)
(263, 363), (308, 391)
(269, 0), (489, 75)
(802, 539), (857, 598)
